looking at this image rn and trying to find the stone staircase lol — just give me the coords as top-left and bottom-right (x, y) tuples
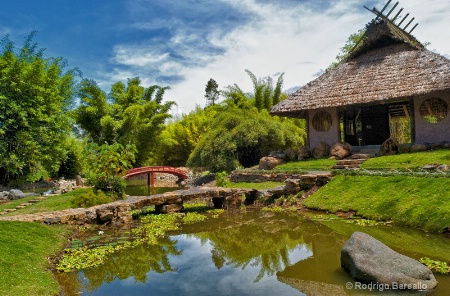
(332, 145), (380, 170)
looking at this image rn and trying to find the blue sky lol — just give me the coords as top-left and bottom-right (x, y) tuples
(2, 0), (450, 114)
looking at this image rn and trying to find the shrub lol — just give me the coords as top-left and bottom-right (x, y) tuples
(215, 171), (230, 187)
(71, 190), (114, 208)
(84, 143), (136, 198)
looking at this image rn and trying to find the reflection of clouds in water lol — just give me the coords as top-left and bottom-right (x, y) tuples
(105, 234), (306, 296)
(287, 245), (313, 265)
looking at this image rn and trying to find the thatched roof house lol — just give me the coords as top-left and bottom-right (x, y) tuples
(271, 16), (450, 150)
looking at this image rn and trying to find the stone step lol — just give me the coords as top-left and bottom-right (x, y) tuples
(332, 164), (361, 169)
(336, 159), (366, 165)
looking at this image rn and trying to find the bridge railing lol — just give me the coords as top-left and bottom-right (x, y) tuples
(125, 166), (188, 179)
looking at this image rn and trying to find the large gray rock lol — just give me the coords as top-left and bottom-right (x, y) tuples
(269, 150), (286, 160)
(330, 142), (352, 160)
(8, 189), (26, 200)
(0, 191), (9, 201)
(298, 146), (311, 160)
(312, 141), (330, 158)
(284, 147), (298, 161)
(341, 232), (437, 291)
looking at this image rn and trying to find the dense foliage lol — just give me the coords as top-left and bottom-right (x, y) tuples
(154, 106), (217, 166)
(84, 142), (136, 198)
(188, 109), (305, 172)
(75, 77), (175, 166)
(0, 33), (78, 184)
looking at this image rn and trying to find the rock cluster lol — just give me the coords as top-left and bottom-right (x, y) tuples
(0, 189), (37, 202)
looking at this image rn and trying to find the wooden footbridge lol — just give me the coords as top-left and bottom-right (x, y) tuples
(125, 166), (189, 195)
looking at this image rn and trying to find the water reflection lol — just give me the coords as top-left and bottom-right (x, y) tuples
(79, 236), (180, 292)
(124, 186), (182, 196)
(57, 210), (450, 295)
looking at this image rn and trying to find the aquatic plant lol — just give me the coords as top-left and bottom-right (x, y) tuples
(262, 206), (297, 213)
(182, 212), (207, 224)
(419, 257), (450, 274)
(57, 214), (181, 272)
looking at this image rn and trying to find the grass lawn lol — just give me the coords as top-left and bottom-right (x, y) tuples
(0, 221), (73, 296)
(361, 149), (450, 170)
(225, 181), (285, 189)
(303, 175), (450, 232)
(0, 188), (93, 216)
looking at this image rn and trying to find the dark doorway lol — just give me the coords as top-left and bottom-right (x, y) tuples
(361, 105), (390, 145)
(341, 105), (390, 146)
(342, 107), (362, 146)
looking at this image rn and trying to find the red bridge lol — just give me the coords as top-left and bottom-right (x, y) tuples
(125, 166), (188, 195)
(126, 166), (188, 179)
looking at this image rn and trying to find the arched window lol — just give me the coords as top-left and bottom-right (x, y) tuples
(312, 111), (332, 132)
(419, 98), (448, 123)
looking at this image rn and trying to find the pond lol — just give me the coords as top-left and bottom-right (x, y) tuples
(56, 210), (450, 295)
(125, 175), (185, 196)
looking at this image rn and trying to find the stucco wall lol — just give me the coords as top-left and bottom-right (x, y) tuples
(308, 107), (340, 149)
(414, 92), (450, 144)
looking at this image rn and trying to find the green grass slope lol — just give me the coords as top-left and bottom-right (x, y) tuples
(303, 175), (450, 232)
(0, 222), (72, 296)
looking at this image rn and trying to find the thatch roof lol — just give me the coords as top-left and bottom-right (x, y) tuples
(270, 20), (450, 116)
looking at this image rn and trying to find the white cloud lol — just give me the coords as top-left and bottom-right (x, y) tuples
(112, 45), (169, 67)
(106, 0), (450, 115)
(165, 0), (369, 113)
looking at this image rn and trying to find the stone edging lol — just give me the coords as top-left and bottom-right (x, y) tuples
(0, 173), (333, 225)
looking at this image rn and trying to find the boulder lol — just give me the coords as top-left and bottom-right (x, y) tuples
(330, 142), (352, 160)
(341, 232), (437, 291)
(269, 150), (286, 160)
(259, 156), (283, 170)
(75, 175), (84, 187)
(0, 191), (9, 201)
(379, 138), (398, 156)
(8, 189), (26, 200)
(298, 146), (311, 160)
(284, 147), (298, 161)
(430, 143), (444, 150)
(411, 143), (428, 153)
(312, 141), (330, 158)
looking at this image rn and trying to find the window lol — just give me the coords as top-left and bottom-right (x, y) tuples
(312, 111), (332, 132)
(419, 98), (448, 123)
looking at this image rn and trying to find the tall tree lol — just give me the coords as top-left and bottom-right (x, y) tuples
(76, 79), (113, 143)
(0, 33), (78, 184)
(244, 70), (285, 111)
(205, 78), (220, 106)
(187, 108), (305, 172)
(75, 77), (175, 166)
